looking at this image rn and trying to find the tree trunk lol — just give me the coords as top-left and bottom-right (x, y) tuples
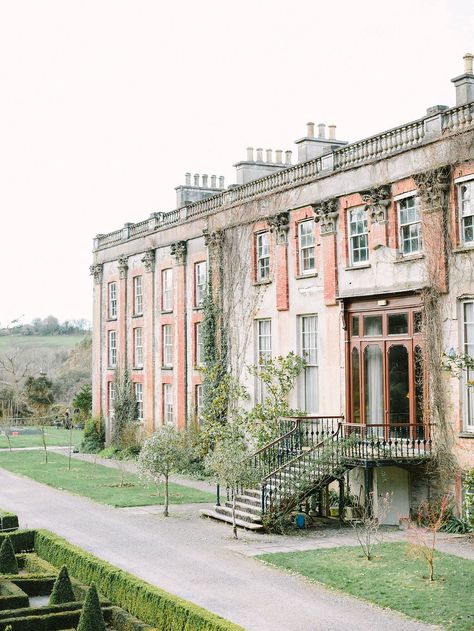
(164, 475), (169, 517)
(232, 494), (238, 539)
(41, 427), (48, 464)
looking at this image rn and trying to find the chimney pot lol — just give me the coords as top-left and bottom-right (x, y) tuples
(219, 175), (225, 188)
(256, 147), (263, 162)
(285, 150), (292, 165)
(275, 149), (283, 164)
(306, 122), (315, 137)
(246, 146), (254, 161)
(193, 173), (200, 186)
(464, 52), (474, 75)
(266, 149), (273, 163)
(328, 124), (336, 140)
(210, 175), (216, 187)
(185, 172), (191, 186)
(202, 174), (208, 188)
(318, 123), (326, 139)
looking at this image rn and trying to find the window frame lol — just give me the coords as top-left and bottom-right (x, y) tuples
(458, 179), (474, 246)
(108, 330), (117, 368)
(133, 275), (143, 315)
(108, 381), (115, 419)
(195, 322), (204, 367)
(256, 232), (270, 282)
(256, 319), (272, 403)
(195, 384), (203, 423)
(134, 382), (143, 421)
(298, 220), (316, 275)
(162, 268), (173, 312)
(194, 261), (207, 307)
(108, 282), (117, 319)
(397, 195), (422, 255)
(461, 299), (474, 432)
(348, 206), (369, 266)
(133, 327), (143, 368)
(299, 314), (319, 413)
(163, 383), (173, 424)
(162, 324), (173, 368)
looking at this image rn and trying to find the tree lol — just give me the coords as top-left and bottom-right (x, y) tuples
(351, 491), (392, 561)
(205, 436), (258, 539)
(49, 566), (75, 604)
(77, 584), (105, 631)
(407, 495), (449, 581)
(25, 373), (54, 463)
(72, 384), (92, 418)
(111, 366), (137, 447)
(0, 536), (18, 574)
(138, 426), (191, 516)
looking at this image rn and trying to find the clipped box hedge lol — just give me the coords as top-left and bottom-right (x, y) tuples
(0, 511), (19, 532)
(35, 530), (244, 631)
(0, 581), (29, 610)
(0, 606), (114, 631)
(0, 529), (35, 552)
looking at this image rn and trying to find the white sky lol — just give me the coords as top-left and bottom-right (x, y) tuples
(0, 0), (473, 326)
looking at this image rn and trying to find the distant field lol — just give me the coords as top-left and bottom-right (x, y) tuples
(0, 334), (86, 351)
(0, 427), (83, 449)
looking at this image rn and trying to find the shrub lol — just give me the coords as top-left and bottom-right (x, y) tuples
(81, 417), (105, 454)
(0, 537), (18, 574)
(77, 584), (106, 631)
(0, 530), (35, 553)
(0, 512), (19, 533)
(49, 565), (76, 604)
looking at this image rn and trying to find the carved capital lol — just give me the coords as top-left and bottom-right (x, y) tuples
(203, 228), (225, 249)
(268, 211), (290, 245)
(313, 198), (339, 235)
(89, 263), (103, 284)
(170, 240), (187, 265)
(361, 185), (391, 223)
(413, 166), (451, 212)
(141, 248), (156, 273)
(117, 256), (129, 279)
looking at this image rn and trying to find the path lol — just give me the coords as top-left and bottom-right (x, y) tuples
(0, 468), (439, 631)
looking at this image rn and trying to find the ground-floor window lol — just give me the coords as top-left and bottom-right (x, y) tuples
(163, 383), (173, 425)
(462, 301), (474, 432)
(299, 315), (318, 412)
(134, 382), (143, 421)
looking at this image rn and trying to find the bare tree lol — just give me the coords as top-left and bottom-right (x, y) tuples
(407, 495), (449, 581)
(351, 491), (392, 561)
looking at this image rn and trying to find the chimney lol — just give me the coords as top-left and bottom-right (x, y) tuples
(202, 174), (208, 188)
(193, 173), (199, 186)
(185, 172), (191, 186)
(266, 149), (273, 163)
(219, 176), (225, 188)
(275, 149), (283, 164)
(318, 123), (326, 139)
(294, 121), (348, 163)
(210, 175), (216, 188)
(306, 122), (315, 138)
(328, 125), (336, 140)
(451, 52), (474, 106)
(285, 150), (292, 165)
(246, 147), (254, 161)
(256, 147), (263, 162)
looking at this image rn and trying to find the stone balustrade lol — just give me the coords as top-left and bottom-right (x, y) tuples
(442, 103), (474, 133)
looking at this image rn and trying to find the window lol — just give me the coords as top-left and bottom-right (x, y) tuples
(134, 382), (143, 421)
(161, 269), (173, 311)
(196, 384), (203, 423)
(348, 207), (369, 265)
(256, 319), (271, 402)
(256, 232), (270, 281)
(459, 181), (474, 245)
(398, 196), (422, 255)
(133, 276), (143, 315)
(163, 383), (173, 424)
(108, 381), (115, 418)
(298, 221), (315, 274)
(162, 324), (173, 367)
(195, 322), (204, 367)
(300, 315), (318, 412)
(108, 282), (117, 319)
(134, 327), (143, 368)
(108, 330), (117, 367)
(462, 301), (474, 432)
(194, 261), (207, 306)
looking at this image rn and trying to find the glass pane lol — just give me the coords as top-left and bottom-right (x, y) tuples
(364, 345), (384, 424)
(413, 311), (422, 334)
(388, 313), (408, 335)
(414, 345), (424, 425)
(388, 345), (409, 424)
(352, 348), (360, 423)
(364, 315), (382, 336)
(304, 366), (318, 413)
(351, 316), (359, 337)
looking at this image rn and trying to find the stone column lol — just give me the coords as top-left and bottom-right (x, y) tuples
(268, 212), (290, 311)
(313, 199), (339, 306)
(90, 263), (103, 418)
(141, 249), (156, 434)
(170, 241), (187, 429)
(117, 256), (129, 367)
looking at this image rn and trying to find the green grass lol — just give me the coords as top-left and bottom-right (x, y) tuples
(258, 543), (474, 630)
(0, 427), (83, 449)
(0, 334), (86, 351)
(0, 450), (215, 507)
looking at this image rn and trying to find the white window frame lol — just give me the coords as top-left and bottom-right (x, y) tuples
(256, 319), (272, 403)
(195, 322), (204, 367)
(108, 381), (115, 419)
(195, 261), (207, 307)
(163, 383), (173, 424)
(299, 315), (318, 413)
(162, 268), (173, 311)
(397, 196), (422, 255)
(134, 382), (143, 421)
(462, 300), (474, 432)
(348, 206), (369, 266)
(108, 282), (117, 319)
(133, 275), (143, 315)
(458, 179), (474, 246)
(162, 324), (173, 368)
(298, 221), (316, 275)
(196, 384), (203, 423)
(134, 327), (143, 368)
(108, 330), (117, 367)
(256, 232), (270, 282)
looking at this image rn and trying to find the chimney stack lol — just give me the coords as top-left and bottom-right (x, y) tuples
(464, 52), (474, 74)
(185, 172), (191, 186)
(210, 175), (216, 188)
(193, 173), (199, 186)
(275, 149), (283, 164)
(451, 52), (474, 106)
(246, 147), (254, 161)
(256, 147), (263, 162)
(318, 123), (326, 139)
(219, 176), (225, 188)
(307, 122), (315, 138)
(266, 149), (273, 163)
(202, 174), (208, 188)
(328, 125), (336, 140)
(285, 150), (292, 165)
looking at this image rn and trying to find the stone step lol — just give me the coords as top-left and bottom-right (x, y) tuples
(215, 505), (262, 523)
(234, 494), (262, 507)
(200, 509), (264, 531)
(225, 500), (262, 516)
(241, 488), (261, 499)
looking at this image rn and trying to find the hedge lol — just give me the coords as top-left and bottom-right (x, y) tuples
(110, 606), (157, 631)
(0, 529), (35, 552)
(0, 601), (85, 621)
(0, 606), (114, 631)
(34, 530), (244, 631)
(0, 581), (29, 610)
(0, 511), (19, 532)
(10, 576), (56, 596)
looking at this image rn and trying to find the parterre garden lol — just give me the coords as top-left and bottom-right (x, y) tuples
(0, 511), (241, 631)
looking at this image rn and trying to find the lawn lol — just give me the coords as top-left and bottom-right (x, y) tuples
(0, 334), (86, 351)
(0, 426), (83, 449)
(0, 450), (215, 507)
(258, 543), (474, 630)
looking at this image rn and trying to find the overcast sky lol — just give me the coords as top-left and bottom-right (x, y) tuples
(0, 0), (472, 326)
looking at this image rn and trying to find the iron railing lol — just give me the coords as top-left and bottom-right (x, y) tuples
(342, 423), (433, 461)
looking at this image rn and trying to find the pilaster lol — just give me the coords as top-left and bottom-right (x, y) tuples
(171, 241), (188, 429)
(268, 212), (290, 311)
(141, 249), (155, 433)
(90, 264), (103, 417)
(313, 199), (339, 305)
(117, 256), (129, 367)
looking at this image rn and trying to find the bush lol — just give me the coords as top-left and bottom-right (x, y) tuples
(0, 512), (19, 533)
(34, 530), (243, 630)
(49, 566), (76, 604)
(81, 417), (105, 454)
(0, 530), (35, 553)
(0, 537), (18, 574)
(77, 584), (106, 631)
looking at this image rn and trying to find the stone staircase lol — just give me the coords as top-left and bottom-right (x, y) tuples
(200, 488), (264, 531)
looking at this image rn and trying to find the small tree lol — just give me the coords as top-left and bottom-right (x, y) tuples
(49, 565), (75, 604)
(351, 491), (392, 561)
(111, 366), (137, 448)
(72, 384), (92, 419)
(25, 373), (54, 463)
(407, 495), (449, 581)
(0, 536), (18, 574)
(138, 426), (190, 516)
(77, 583), (105, 631)
(205, 437), (258, 539)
